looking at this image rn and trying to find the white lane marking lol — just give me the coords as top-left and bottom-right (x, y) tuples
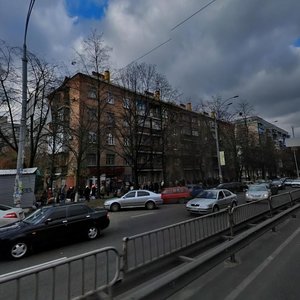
(131, 212), (155, 218)
(224, 226), (300, 300)
(0, 257), (67, 278)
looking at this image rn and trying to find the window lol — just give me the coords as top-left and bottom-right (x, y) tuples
(107, 91), (114, 104)
(68, 205), (89, 217)
(123, 98), (130, 109)
(106, 154), (115, 165)
(87, 153), (97, 166)
(137, 191), (150, 197)
(107, 133), (115, 145)
(89, 132), (97, 143)
(137, 99), (146, 114)
(48, 207), (67, 221)
(192, 130), (199, 136)
(107, 112), (115, 126)
(223, 190), (231, 197)
(88, 88), (97, 99)
(124, 191), (136, 198)
(87, 107), (97, 121)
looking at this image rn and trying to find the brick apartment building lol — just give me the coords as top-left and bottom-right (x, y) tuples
(47, 71), (223, 191)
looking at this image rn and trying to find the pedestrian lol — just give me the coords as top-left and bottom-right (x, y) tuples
(84, 185), (91, 202)
(60, 184), (67, 203)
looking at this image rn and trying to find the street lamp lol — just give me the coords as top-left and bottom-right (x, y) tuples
(13, 0), (36, 207)
(291, 126), (300, 178)
(213, 95), (239, 183)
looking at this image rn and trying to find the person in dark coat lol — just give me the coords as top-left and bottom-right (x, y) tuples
(84, 185), (91, 202)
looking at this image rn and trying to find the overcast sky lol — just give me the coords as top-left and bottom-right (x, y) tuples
(1, 0), (300, 137)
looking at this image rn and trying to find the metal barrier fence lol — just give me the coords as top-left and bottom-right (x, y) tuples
(232, 200), (270, 225)
(123, 190), (300, 274)
(122, 209), (230, 273)
(270, 192), (293, 209)
(0, 247), (120, 300)
(290, 189), (300, 203)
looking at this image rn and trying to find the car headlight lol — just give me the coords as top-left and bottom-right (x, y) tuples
(246, 193), (249, 197)
(263, 193), (269, 198)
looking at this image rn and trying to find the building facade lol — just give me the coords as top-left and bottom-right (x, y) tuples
(47, 72), (222, 191)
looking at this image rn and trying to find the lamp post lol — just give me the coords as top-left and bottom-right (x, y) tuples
(291, 126), (300, 178)
(13, 0), (36, 207)
(213, 95), (239, 183)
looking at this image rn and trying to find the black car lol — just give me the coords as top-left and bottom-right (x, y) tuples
(0, 203), (109, 259)
(216, 182), (247, 193)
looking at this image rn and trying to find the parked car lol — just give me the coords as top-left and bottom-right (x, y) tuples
(284, 178), (294, 186)
(255, 180), (278, 195)
(245, 184), (271, 202)
(216, 182), (247, 193)
(0, 204), (25, 227)
(186, 184), (204, 198)
(0, 203), (109, 259)
(161, 186), (191, 204)
(291, 178), (300, 188)
(104, 190), (163, 211)
(186, 189), (237, 214)
(271, 178), (286, 190)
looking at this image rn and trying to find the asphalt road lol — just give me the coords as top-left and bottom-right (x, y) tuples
(0, 201), (195, 276)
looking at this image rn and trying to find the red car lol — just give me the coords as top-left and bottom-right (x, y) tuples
(161, 187), (191, 204)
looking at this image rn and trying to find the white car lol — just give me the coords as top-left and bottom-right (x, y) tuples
(0, 204), (25, 227)
(245, 184), (271, 202)
(291, 178), (300, 188)
(186, 189), (238, 214)
(104, 190), (163, 212)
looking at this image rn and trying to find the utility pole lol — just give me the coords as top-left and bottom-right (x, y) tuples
(13, 0), (36, 207)
(291, 126), (299, 178)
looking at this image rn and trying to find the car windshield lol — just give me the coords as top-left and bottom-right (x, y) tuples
(24, 207), (52, 224)
(249, 185), (267, 192)
(197, 190), (217, 199)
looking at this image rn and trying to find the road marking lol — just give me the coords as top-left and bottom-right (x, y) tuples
(131, 212), (155, 218)
(224, 226), (300, 300)
(0, 257), (67, 278)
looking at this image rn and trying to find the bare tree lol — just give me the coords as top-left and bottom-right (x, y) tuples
(73, 29), (112, 196)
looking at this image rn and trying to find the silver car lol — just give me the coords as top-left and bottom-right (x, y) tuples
(186, 189), (238, 214)
(0, 204), (25, 227)
(245, 184), (271, 202)
(104, 190), (163, 212)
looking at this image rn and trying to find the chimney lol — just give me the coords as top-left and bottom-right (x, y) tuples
(154, 90), (160, 100)
(104, 70), (110, 82)
(186, 102), (192, 111)
(92, 71), (104, 80)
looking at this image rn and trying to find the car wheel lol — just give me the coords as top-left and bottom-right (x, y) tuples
(87, 226), (99, 240)
(212, 206), (219, 213)
(110, 203), (120, 212)
(9, 241), (29, 259)
(146, 201), (155, 210)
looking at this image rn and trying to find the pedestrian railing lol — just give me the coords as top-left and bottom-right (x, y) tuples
(122, 208), (230, 273)
(0, 247), (120, 300)
(123, 189), (300, 274)
(231, 200), (270, 226)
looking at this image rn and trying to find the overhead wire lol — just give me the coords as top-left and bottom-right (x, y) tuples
(123, 0), (219, 68)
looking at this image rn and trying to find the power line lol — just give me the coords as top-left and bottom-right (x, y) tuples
(122, 0), (219, 68)
(171, 0), (219, 31)
(124, 38), (172, 68)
